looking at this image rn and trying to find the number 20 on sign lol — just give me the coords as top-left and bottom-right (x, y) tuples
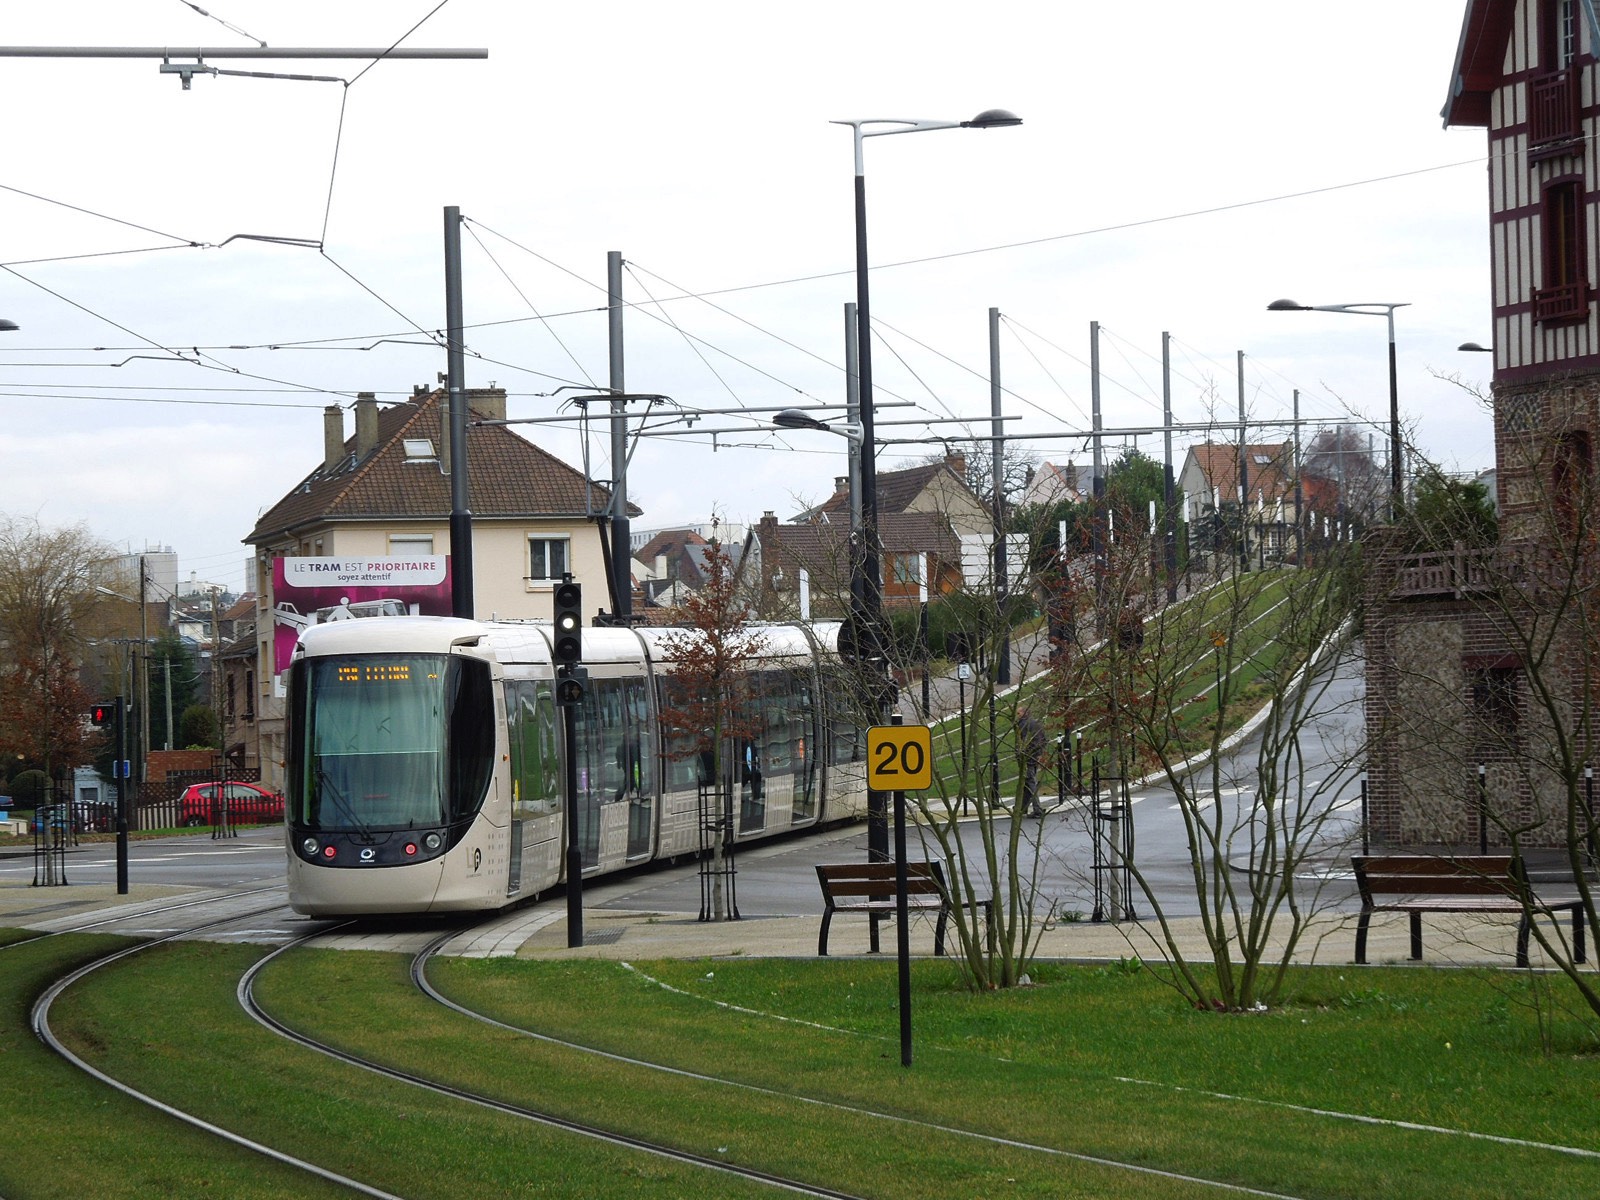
(866, 725), (933, 791)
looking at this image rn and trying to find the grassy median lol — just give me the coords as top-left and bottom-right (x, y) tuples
(19, 933), (1600, 1198)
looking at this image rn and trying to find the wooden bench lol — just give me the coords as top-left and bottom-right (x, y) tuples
(814, 861), (991, 956)
(1352, 855), (1588, 968)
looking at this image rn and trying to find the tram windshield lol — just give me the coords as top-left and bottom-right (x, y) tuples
(288, 652), (494, 832)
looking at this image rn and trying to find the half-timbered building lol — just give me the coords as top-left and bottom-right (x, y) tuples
(1362, 0), (1600, 849)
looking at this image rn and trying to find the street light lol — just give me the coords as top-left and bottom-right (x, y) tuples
(831, 110), (1020, 866)
(0, 319), (18, 331)
(1459, 341), (1493, 353)
(772, 407), (863, 444)
(1268, 298), (1409, 519)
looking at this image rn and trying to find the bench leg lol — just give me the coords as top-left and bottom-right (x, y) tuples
(818, 909), (833, 957)
(869, 913), (882, 954)
(1409, 911), (1423, 961)
(1355, 911), (1372, 964)
(934, 907), (948, 956)
(1575, 907), (1587, 965)
(1517, 913), (1531, 969)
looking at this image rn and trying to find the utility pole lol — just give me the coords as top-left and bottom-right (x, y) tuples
(608, 251), (632, 624)
(990, 307), (1009, 686)
(444, 205), (473, 620)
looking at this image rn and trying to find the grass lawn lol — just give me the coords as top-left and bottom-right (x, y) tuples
(19, 932), (1600, 1198)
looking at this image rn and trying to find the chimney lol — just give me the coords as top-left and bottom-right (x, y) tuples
(835, 475), (850, 494)
(354, 393), (379, 461)
(759, 510), (779, 537)
(944, 450), (966, 477)
(467, 386), (507, 423)
(323, 405), (346, 472)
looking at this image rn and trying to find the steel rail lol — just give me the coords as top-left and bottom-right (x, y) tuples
(29, 906), (402, 1199)
(244, 926), (864, 1200)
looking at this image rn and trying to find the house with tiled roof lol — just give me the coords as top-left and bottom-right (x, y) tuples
(1177, 442), (1338, 565)
(742, 510), (963, 618)
(243, 385), (632, 788)
(797, 452), (992, 542)
(1018, 460), (1083, 510)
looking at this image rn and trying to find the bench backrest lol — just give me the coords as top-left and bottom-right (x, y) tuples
(816, 860), (947, 900)
(1352, 855), (1523, 900)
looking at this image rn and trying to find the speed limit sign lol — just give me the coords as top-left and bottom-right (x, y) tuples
(866, 725), (933, 791)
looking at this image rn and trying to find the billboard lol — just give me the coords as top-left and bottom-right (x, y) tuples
(270, 556), (453, 687)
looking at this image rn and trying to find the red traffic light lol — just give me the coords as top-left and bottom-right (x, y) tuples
(90, 701), (118, 727)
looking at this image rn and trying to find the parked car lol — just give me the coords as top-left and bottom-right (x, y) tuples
(177, 781), (285, 827)
(29, 801), (114, 834)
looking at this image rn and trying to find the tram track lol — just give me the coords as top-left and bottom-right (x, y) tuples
(240, 922), (867, 1199)
(27, 902), (407, 1199)
(403, 927), (1310, 1200)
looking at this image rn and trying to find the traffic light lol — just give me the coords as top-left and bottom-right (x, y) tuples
(553, 579), (582, 664)
(555, 666), (587, 707)
(90, 701), (118, 727)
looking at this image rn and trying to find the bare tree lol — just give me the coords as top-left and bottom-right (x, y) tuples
(656, 539), (768, 921)
(1044, 506), (1365, 1010)
(0, 516), (119, 794)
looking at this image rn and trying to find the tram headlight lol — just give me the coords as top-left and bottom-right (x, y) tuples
(302, 837), (319, 856)
(423, 832), (443, 853)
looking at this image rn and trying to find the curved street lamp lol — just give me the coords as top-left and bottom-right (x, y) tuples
(0, 319), (18, 331)
(832, 110), (1020, 866)
(1268, 298), (1409, 520)
(772, 407), (864, 445)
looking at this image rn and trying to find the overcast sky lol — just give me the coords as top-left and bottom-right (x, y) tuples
(0, 1), (1492, 593)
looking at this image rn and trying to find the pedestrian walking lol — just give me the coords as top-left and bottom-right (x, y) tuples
(1017, 705), (1048, 818)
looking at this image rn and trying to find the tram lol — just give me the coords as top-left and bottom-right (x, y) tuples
(284, 615), (870, 916)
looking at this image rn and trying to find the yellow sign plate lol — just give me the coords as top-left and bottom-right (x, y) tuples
(866, 724), (933, 791)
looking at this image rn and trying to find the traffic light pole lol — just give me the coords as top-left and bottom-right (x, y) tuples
(554, 576), (585, 947)
(562, 670), (583, 948)
(113, 696), (128, 895)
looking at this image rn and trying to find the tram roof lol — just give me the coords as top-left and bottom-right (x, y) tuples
(292, 615), (846, 666)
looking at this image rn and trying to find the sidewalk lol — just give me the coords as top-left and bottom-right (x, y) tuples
(506, 898), (1590, 972)
(3, 865), (1589, 973)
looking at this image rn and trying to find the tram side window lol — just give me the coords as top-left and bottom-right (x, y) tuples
(506, 681), (560, 817)
(656, 676), (708, 789)
(573, 676), (629, 804)
(749, 669), (812, 779)
(823, 666), (867, 764)
(620, 677), (653, 798)
(446, 657), (496, 823)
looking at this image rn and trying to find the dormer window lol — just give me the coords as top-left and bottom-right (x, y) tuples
(403, 438), (436, 461)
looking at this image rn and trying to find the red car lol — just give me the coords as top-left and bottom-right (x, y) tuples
(178, 781), (284, 827)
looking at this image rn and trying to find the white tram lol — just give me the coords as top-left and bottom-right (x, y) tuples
(284, 615), (871, 916)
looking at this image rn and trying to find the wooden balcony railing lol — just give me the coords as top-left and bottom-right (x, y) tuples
(1387, 542), (1582, 601)
(1530, 68), (1581, 146)
(1390, 545), (1494, 598)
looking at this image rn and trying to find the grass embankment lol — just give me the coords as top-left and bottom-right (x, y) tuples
(927, 571), (1308, 801)
(25, 934), (1600, 1199)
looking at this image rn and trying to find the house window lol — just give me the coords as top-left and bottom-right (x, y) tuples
(245, 669), (256, 720)
(1535, 179), (1590, 323)
(1553, 431), (1592, 538)
(1545, 0), (1577, 68)
(388, 534), (434, 555)
(890, 554), (922, 586)
(528, 536), (570, 583)
(1531, 1), (1582, 146)
(1470, 666), (1520, 741)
